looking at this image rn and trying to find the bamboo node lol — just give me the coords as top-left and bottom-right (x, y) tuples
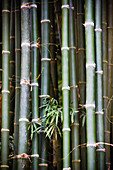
(1, 128), (9, 132)
(78, 81), (86, 84)
(30, 4), (37, 8)
(70, 6), (74, 10)
(39, 164), (48, 167)
(15, 10), (20, 12)
(0, 165), (9, 168)
(2, 10), (10, 13)
(32, 118), (40, 122)
(77, 13), (84, 16)
(104, 130), (110, 133)
(62, 86), (70, 90)
(21, 42), (30, 47)
(10, 36), (15, 39)
(107, 27), (113, 29)
(9, 111), (14, 114)
(2, 50), (10, 54)
(78, 48), (85, 51)
(72, 160), (81, 163)
(69, 46), (76, 49)
(41, 58), (51, 61)
(2, 90), (10, 94)
(87, 143), (96, 147)
(19, 118), (29, 122)
(70, 85), (78, 89)
(95, 111), (104, 115)
(15, 86), (21, 89)
(31, 43), (38, 48)
(14, 123), (19, 126)
(40, 19), (51, 23)
(83, 22), (94, 27)
(31, 154), (39, 158)
(95, 28), (102, 32)
(0, 69), (3, 71)
(96, 148), (105, 152)
(20, 78), (30, 85)
(10, 61), (15, 64)
(62, 128), (71, 132)
(61, 47), (69, 51)
(86, 63), (96, 68)
(0, 42), (2, 44)
(30, 83), (39, 87)
(84, 104), (95, 108)
(63, 168), (71, 170)
(16, 153), (30, 159)
(21, 3), (30, 9)
(61, 5), (70, 9)
(95, 70), (103, 74)
(15, 48), (21, 51)
(39, 95), (50, 98)
(71, 123), (79, 126)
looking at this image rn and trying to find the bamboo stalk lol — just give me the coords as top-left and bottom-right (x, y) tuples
(1, 0), (10, 169)
(30, 0), (39, 169)
(77, 0), (86, 169)
(9, 0), (15, 135)
(61, 0), (70, 168)
(39, 0), (50, 169)
(18, 0), (30, 169)
(69, 0), (80, 169)
(95, 0), (105, 169)
(85, 0), (96, 169)
(13, 0), (21, 169)
(107, 0), (113, 169)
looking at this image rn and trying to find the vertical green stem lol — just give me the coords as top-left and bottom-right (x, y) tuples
(1, 0), (10, 169)
(39, 0), (50, 169)
(18, 0), (30, 169)
(85, 0), (96, 170)
(69, 0), (80, 169)
(62, 0), (70, 168)
(30, 0), (39, 169)
(77, 0), (86, 169)
(9, 0), (15, 135)
(13, 0), (21, 169)
(95, 0), (105, 169)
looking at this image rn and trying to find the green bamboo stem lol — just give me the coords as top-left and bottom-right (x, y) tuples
(77, 0), (86, 169)
(30, 0), (39, 169)
(1, 0), (10, 169)
(14, 0), (21, 155)
(62, 0), (70, 168)
(18, 0), (30, 169)
(69, 0), (80, 169)
(107, 0), (113, 169)
(85, 0), (96, 170)
(9, 0), (15, 135)
(39, 0), (50, 169)
(102, 0), (109, 168)
(13, 0), (21, 169)
(95, 0), (105, 169)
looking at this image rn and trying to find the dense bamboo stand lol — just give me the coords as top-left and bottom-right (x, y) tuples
(0, 0), (113, 169)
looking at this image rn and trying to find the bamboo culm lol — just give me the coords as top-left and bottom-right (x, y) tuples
(85, 0), (96, 169)
(30, 0), (39, 169)
(18, 0), (30, 169)
(1, 0), (10, 169)
(62, 0), (70, 168)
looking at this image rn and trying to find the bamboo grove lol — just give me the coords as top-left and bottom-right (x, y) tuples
(0, 0), (113, 169)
